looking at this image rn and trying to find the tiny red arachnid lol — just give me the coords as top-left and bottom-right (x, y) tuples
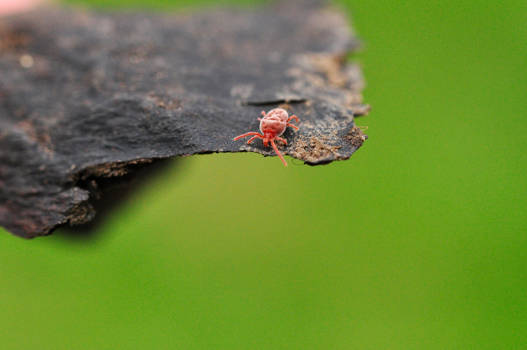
(233, 108), (300, 167)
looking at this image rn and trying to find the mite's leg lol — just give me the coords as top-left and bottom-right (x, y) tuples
(276, 137), (287, 145)
(233, 132), (263, 141)
(270, 139), (288, 167)
(286, 123), (299, 131)
(247, 135), (263, 144)
(261, 111), (266, 117)
(287, 115), (299, 123)
(287, 115), (300, 131)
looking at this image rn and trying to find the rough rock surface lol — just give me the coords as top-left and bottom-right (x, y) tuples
(0, 1), (369, 238)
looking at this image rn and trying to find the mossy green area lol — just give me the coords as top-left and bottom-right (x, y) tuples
(1, 0), (526, 348)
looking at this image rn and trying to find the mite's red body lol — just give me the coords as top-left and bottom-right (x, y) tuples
(233, 108), (300, 167)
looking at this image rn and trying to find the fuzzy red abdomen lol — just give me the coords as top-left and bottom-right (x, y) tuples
(266, 108), (289, 122)
(259, 116), (286, 136)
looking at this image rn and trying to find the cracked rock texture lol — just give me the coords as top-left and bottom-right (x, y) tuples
(0, 0), (369, 238)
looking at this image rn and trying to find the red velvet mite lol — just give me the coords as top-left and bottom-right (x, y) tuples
(233, 108), (300, 167)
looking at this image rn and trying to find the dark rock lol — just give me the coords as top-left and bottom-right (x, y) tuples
(0, 0), (369, 238)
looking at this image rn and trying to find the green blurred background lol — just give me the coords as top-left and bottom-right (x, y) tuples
(1, 0), (526, 348)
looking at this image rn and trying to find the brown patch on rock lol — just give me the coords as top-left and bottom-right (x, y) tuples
(65, 194), (95, 226)
(308, 54), (349, 88)
(15, 120), (53, 155)
(347, 126), (368, 148)
(146, 94), (182, 111)
(0, 27), (31, 51)
(350, 103), (371, 116)
(290, 136), (342, 164)
(78, 158), (154, 180)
